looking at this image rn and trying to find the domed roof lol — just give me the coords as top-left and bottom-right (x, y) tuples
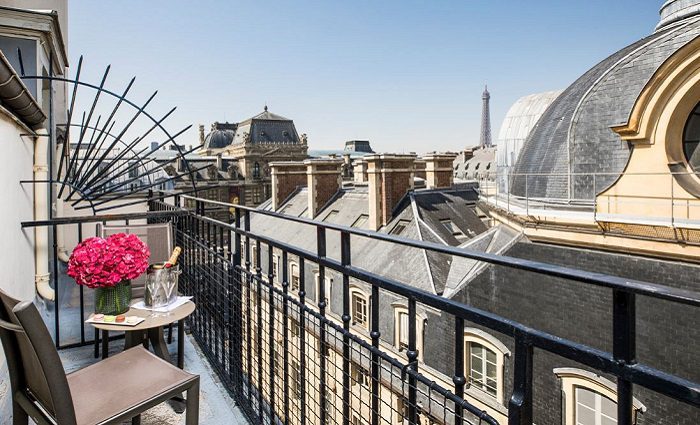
(510, 12), (700, 200)
(203, 122), (236, 150)
(657, 0), (700, 30)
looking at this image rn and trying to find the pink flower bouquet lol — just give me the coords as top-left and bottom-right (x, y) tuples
(68, 233), (150, 288)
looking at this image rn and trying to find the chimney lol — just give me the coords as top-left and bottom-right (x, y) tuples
(199, 125), (205, 145)
(414, 159), (426, 180)
(353, 159), (368, 183)
(270, 161), (307, 211)
(305, 158), (343, 218)
(423, 152), (458, 189)
(151, 141), (159, 151)
(366, 154), (417, 230)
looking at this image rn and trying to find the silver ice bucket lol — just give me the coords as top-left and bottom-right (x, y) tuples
(144, 263), (181, 307)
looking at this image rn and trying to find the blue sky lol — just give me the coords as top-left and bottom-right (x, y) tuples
(69, 0), (661, 154)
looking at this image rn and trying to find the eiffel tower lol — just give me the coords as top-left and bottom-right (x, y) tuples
(479, 85), (492, 148)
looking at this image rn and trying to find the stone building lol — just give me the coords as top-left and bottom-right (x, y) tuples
(166, 107), (309, 207)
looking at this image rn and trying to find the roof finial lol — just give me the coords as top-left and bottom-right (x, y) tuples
(264, 104), (268, 112)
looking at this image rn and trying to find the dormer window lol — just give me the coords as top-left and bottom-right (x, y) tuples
(389, 220), (410, 236)
(440, 219), (467, 241)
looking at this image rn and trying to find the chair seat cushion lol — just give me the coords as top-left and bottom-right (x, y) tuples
(67, 346), (196, 425)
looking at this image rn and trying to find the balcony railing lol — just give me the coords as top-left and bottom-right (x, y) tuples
(480, 171), (700, 230)
(20, 193), (700, 425)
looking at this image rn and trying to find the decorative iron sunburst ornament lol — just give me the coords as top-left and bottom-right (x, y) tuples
(19, 52), (200, 214)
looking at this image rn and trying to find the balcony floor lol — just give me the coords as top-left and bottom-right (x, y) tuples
(58, 334), (249, 425)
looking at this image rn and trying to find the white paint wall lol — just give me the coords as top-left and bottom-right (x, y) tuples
(0, 111), (35, 300)
(0, 109), (36, 424)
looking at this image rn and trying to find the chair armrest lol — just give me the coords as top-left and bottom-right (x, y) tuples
(0, 318), (24, 332)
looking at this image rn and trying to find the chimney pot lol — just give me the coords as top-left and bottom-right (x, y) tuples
(270, 161), (307, 211)
(304, 158), (343, 218)
(423, 152), (458, 189)
(353, 159), (368, 183)
(366, 153), (417, 230)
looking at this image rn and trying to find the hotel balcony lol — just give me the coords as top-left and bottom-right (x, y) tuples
(10, 193), (699, 425)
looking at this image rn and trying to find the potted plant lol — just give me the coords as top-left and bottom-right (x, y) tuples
(68, 233), (150, 315)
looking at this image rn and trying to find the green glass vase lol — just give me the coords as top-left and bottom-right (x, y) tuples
(94, 280), (132, 315)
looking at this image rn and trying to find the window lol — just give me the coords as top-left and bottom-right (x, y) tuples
(323, 210), (339, 223)
(554, 368), (646, 425)
(396, 310), (409, 351)
(290, 360), (301, 399)
(272, 255), (279, 283)
(441, 219), (467, 241)
(351, 214), (369, 228)
(290, 317), (300, 337)
(684, 101), (700, 173)
(351, 363), (370, 388)
(393, 305), (425, 360)
(389, 220), (410, 236)
(396, 397), (407, 423)
(290, 262), (300, 292)
(468, 342), (498, 397)
(314, 271), (332, 307)
(464, 329), (510, 403)
(351, 290), (369, 329)
(576, 387), (617, 425)
(253, 162), (261, 178)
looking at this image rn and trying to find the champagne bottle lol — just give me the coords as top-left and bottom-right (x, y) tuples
(164, 246), (182, 268)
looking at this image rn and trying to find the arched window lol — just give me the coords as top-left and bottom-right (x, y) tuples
(393, 304), (426, 361)
(289, 262), (300, 293)
(554, 368), (647, 425)
(349, 287), (370, 330)
(464, 329), (510, 404)
(684, 101), (700, 173)
(253, 162), (261, 178)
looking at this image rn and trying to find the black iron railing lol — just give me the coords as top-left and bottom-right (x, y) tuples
(153, 194), (699, 425)
(20, 193), (700, 425)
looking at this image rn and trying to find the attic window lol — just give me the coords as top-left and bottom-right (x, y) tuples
(389, 220), (411, 236)
(441, 219), (467, 241)
(351, 214), (369, 228)
(323, 210), (339, 223)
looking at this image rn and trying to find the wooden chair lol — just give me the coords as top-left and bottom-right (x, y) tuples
(0, 289), (199, 425)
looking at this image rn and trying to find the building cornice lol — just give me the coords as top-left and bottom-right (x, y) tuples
(0, 6), (68, 70)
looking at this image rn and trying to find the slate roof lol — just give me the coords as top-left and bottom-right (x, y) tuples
(453, 147), (496, 181)
(511, 14), (700, 200)
(230, 108), (301, 145)
(251, 184), (512, 296)
(203, 128), (235, 150)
